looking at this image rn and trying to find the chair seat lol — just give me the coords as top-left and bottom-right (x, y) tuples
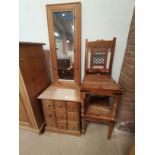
(81, 75), (121, 91)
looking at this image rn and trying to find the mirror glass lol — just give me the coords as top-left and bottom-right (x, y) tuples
(53, 11), (74, 80)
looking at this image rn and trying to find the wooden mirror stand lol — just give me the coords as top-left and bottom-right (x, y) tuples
(46, 2), (81, 86)
(38, 3), (81, 136)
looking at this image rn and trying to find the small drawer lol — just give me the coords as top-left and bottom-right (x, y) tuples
(68, 122), (78, 131)
(67, 102), (78, 112)
(42, 99), (54, 111)
(56, 111), (66, 121)
(54, 101), (66, 111)
(67, 112), (78, 121)
(45, 111), (55, 121)
(57, 121), (67, 130)
(46, 121), (56, 128)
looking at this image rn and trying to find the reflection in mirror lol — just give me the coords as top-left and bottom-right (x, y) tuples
(53, 11), (74, 80)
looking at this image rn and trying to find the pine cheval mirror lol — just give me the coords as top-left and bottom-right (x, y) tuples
(46, 3), (81, 86)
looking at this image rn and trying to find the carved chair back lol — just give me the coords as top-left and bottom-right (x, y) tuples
(84, 38), (116, 76)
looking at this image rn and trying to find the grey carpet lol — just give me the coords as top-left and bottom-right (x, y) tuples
(20, 123), (134, 155)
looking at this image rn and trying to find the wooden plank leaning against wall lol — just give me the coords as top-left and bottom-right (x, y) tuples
(19, 42), (50, 133)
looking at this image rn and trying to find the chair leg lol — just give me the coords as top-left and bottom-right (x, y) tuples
(82, 118), (88, 134)
(107, 122), (114, 139)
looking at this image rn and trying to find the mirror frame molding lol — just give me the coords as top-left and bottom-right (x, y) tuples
(46, 3), (81, 86)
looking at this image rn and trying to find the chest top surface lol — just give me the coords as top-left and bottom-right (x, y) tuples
(38, 84), (81, 102)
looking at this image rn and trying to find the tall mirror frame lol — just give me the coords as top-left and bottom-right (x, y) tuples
(46, 3), (81, 86)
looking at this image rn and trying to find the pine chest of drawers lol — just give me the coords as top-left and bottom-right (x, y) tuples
(38, 85), (81, 136)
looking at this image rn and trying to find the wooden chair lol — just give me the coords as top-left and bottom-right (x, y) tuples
(80, 38), (123, 139)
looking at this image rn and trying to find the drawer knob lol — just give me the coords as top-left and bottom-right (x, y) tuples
(49, 114), (52, 117)
(48, 105), (51, 108)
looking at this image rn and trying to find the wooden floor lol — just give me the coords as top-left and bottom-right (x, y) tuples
(20, 123), (134, 155)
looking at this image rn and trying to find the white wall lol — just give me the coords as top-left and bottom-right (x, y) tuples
(19, 0), (135, 82)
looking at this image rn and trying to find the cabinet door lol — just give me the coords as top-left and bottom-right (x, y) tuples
(19, 95), (30, 127)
